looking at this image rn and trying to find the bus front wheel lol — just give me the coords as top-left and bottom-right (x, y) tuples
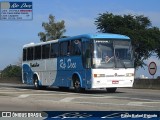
(73, 77), (85, 93)
(106, 88), (117, 93)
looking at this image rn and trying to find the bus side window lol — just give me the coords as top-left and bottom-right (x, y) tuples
(23, 48), (27, 61)
(27, 47), (33, 61)
(42, 44), (50, 59)
(34, 46), (41, 60)
(71, 39), (81, 56)
(50, 43), (59, 58)
(60, 41), (71, 56)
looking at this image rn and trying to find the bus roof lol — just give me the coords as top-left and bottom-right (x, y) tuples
(23, 40), (58, 48)
(23, 33), (130, 48)
(59, 33), (130, 42)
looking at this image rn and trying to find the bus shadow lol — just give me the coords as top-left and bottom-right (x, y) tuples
(45, 86), (124, 94)
(11, 84), (124, 94)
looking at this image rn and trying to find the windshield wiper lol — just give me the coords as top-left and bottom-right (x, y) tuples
(115, 57), (126, 69)
(120, 60), (127, 69)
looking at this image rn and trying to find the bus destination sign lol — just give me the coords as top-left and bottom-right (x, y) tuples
(0, 1), (32, 20)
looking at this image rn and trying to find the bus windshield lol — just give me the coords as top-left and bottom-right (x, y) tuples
(92, 39), (134, 68)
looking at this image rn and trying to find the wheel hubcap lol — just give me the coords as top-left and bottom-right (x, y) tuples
(75, 81), (80, 88)
(35, 80), (38, 87)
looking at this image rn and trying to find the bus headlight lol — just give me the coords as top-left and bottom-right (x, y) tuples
(94, 74), (105, 78)
(126, 73), (134, 77)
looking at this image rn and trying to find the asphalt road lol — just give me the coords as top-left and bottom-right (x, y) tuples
(0, 83), (160, 111)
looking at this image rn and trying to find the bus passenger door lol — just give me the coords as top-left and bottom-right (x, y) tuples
(82, 39), (92, 89)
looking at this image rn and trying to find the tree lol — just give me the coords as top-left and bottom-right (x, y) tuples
(38, 14), (66, 42)
(1, 65), (22, 77)
(95, 12), (160, 68)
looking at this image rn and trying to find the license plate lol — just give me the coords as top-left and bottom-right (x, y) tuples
(112, 80), (119, 84)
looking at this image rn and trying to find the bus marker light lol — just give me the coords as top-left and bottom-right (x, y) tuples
(126, 73), (134, 77)
(94, 74), (105, 78)
(94, 74), (97, 77)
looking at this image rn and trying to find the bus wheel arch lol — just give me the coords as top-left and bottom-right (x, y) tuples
(72, 73), (84, 92)
(33, 73), (40, 90)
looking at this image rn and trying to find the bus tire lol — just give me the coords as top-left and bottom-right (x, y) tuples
(73, 76), (83, 93)
(106, 88), (117, 93)
(34, 77), (40, 90)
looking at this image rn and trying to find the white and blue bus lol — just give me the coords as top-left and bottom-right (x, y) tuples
(22, 33), (134, 92)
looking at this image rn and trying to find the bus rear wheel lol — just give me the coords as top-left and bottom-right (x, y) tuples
(34, 77), (40, 90)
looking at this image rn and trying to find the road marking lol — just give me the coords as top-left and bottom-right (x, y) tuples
(74, 101), (155, 107)
(3, 87), (160, 109)
(128, 97), (160, 102)
(18, 94), (30, 98)
(59, 97), (76, 102)
(59, 96), (116, 102)
(57, 96), (159, 108)
(15, 93), (160, 108)
(128, 101), (160, 105)
(109, 96), (160, 102)
(36, 99), (157, 108)
(16, 93), (82, 99)
(0, 92), (29, 94)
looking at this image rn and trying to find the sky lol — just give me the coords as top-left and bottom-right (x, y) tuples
(0, 0), (160, 78)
